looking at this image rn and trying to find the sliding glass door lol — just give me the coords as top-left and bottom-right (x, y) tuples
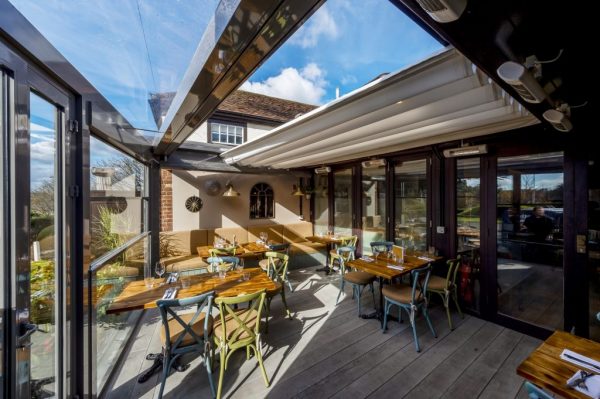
(333, 168), (353, 236)
(394, 159), (428, 252)
(361, 165), (387, 253)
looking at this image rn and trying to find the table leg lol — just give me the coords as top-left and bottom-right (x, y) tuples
(316, 243), (333, 273)
(138, 353), (163, 383)
(361, 277), (398, 328)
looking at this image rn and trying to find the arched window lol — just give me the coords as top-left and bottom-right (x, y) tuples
(250, 183), (274, 219)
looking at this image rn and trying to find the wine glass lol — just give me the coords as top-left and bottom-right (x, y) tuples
(259, 232), (267, 244)
(155, 261), (166, 282)
(373, 248), (380, 260)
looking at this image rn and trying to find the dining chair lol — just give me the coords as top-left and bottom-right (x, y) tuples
(524, 381), (554, 399)
(329, 235), (358, 270)
(382, 264), (437, 352)
(209, 247), (237, 257)
(156, 291), (216, 399)
(206, 256), (239, 273)
(427, 256), (463, 330)
(213, 290), (269, 399)
(334, 246), (376, 316)
(262, 251), (292, 332)
(259, 243), (290, 274)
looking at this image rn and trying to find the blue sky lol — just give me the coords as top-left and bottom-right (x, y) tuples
(12, 0), (441, 130)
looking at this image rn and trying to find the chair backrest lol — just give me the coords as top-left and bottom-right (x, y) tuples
(206, 256), (239, 272)
(209, 246), (236, 257)
(267, 242), (290, 256)
(524, 382), (554, 399)
(157, 290), (215, 352)
(410, 264), (432, 303)
(370, 241), (394, 253)
(215, 290), (266, 346)
(264, 251), (289, 281)
(340, 235), (358, 247)
(446, 256), (461, 288)
(334, 245), (355, 273)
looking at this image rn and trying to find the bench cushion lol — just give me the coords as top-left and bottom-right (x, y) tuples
(161, 230), (209, 256)
(209, 227), (248, 246)
(283, 222), (314, 243)
(247, 224), (285, 244)
(162, 255), (209, 273)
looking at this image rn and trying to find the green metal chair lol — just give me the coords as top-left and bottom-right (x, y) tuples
(156, 291), (216, 398)
(335, 245), (376, 316)
(329, 235), (358, 266)
(262, 251), (292, 332)
(258, 243), (290, 281)
(370, 241), (394, 254)
(209, 246), (237, 257)
(206, 256), (239, 273)
(524, 382), (554, 399)
(427, 256), (464, 330)
(213, 290), (269, 399)
(382, 264), (437, 352)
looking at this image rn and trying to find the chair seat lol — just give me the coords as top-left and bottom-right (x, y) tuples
(259, 258), (282, 271)
(214, 308), (259, 341)
(427, 275), (449, 291)
(344, 271), (375, 285)
(382, 284), (423, 304)
(160, 313), (213, 347)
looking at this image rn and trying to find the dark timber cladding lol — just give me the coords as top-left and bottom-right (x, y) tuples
(154, 0), (325, 156)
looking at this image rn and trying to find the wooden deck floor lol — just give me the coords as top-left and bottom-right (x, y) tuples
(105, 267), (541, 399)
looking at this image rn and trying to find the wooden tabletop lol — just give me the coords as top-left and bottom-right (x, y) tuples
(517, 330), (600, 398)
(347, 255), (438, 280)
(106, 268), (278, 314)
(306, 235), (344, 245)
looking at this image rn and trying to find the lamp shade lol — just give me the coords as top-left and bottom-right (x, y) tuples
(222, 184), (240, 197)
(291, 184), (304, 196)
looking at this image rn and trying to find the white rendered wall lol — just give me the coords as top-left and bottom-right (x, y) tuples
(185, 121), (272, 144)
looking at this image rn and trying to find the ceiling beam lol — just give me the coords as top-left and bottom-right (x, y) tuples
(154, 0), (325, 156)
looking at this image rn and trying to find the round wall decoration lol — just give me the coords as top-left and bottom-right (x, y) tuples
(185, 195), (203, 212)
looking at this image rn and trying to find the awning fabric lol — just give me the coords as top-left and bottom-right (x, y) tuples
(221, 48), (538, 169)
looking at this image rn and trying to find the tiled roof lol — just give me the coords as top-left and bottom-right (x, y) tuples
(217, 90), (317, 123)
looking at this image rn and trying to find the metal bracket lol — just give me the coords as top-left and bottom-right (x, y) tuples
(68, 119), (79, 134)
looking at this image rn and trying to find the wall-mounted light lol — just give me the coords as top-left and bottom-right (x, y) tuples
(291, 184), (304, 196)
(361, 158), (386, 168)
(497, 59), (547, 104)
(543, 104), (573, 132)
(222, 183), (240, 197)
(315, 166), (331, 174)
(443, 144), (488, 158)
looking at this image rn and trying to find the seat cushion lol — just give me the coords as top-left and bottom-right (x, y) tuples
(283, 222), (314, 243)
(160, 313), (213, 347)
(427, 275), (448, 291)
(162, 255), (209, 273)
(290, 241), (326, 255)
(214, 309), (259, 341)
(344, 271), (375, 285)
(259, 258), (269, 271)
(382, 284), (423, 304)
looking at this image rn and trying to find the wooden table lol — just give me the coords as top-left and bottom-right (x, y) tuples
(196, 242), (275, 259)
(106, 268), (278, 314)
(347, 254), (441, 326)
(517, 330), (600, 398)
(306, 235), (344, 272)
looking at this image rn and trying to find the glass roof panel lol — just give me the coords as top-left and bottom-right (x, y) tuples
(239, 0), (443, 106)
(10, 0), (220, 133)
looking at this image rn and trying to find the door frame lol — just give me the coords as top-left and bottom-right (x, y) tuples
(1, 38), (76, 399)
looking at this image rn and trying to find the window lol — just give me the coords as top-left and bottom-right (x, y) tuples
(209, 120), (245, 145)
(250, 183), (274, 219)
(457, 158), (481, 252)
(394, 159), (428, 251)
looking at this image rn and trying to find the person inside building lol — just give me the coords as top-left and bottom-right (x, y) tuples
(523, 206), (555, 242)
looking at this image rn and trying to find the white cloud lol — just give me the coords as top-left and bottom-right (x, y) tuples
(289, 7), (339, 48)
(241, 63), (328, 104)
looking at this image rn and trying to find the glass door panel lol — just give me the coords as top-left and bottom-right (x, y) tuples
(457, 158), (481, 252)
(313, 173), (329, 235)
(333, 168), (353, 236)
(496, 152), (564, 330)
(361, 166), (386, 253)
(29, 92), (59, 397)
(394, 159), (428, 252)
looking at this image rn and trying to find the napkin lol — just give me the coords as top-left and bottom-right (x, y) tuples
(561, 349), (600, 373)
(567, 370), (600, 398)
(361, 256), (374, 262)
(387, 265), (404, 270)
(418, 256), (435, 262)
(162, 288), (177, 300)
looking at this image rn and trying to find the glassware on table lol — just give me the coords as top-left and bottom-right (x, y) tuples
(218, 269), (227, 279)
(180, 273), (191, 288)
(144, 261), (154, 288)
(155, 261), (166, 283)
(428, 246), (436, 256)
(373, 249), (380, 260)
(242, 272), (251, 281)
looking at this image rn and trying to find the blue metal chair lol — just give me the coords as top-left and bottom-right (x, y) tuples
(335, 246), (376, 316)
(157, 291), (216, 398)
(382, 264), (437, 352)
(524, 381), (554, 399)
(370, 241), (394, 254)
(206, 256), (239, 273)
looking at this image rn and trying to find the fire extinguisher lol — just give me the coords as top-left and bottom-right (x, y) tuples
(459, 258), (473, 305)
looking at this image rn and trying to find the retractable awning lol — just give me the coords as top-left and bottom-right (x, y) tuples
(221, 48), (539, 169)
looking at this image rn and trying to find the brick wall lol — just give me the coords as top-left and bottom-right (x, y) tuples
(160, 169), (173, 231)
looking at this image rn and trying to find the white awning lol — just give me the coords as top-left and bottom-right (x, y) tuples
(221, 48), (538, 169)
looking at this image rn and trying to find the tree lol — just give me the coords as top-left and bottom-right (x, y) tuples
(92, 157), (144, 192)
(31, 177), (55, 215)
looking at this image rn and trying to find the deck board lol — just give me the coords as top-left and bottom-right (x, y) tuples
(104, 267), (539, 399)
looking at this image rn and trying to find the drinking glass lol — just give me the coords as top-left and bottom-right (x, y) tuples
(218, 269), (226, 278)
(155, 261), (166, 281)
(373, 249), (380, 260)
